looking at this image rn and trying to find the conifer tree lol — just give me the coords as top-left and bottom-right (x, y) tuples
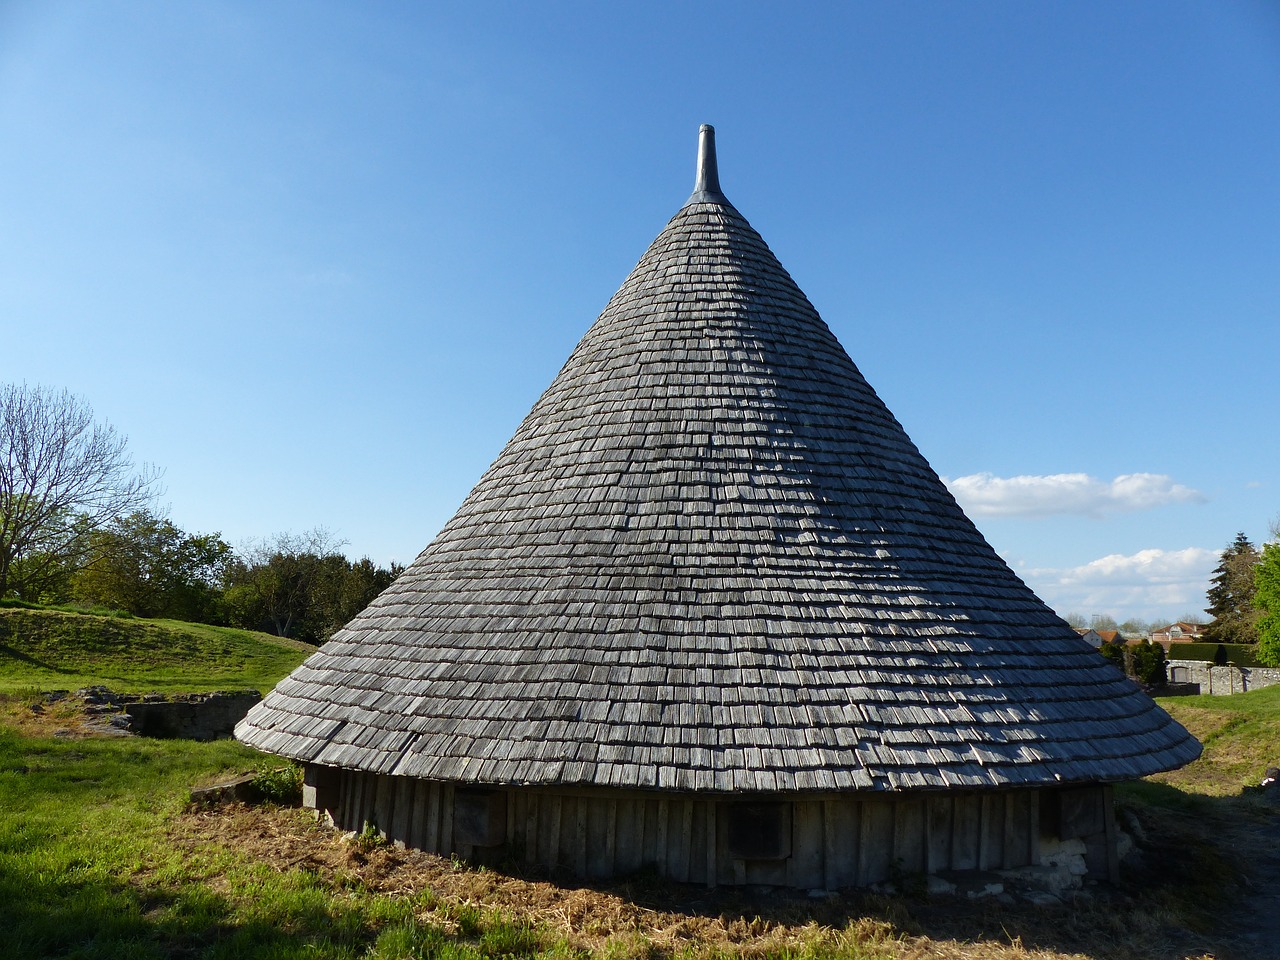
(1202, 532), (1261, 644)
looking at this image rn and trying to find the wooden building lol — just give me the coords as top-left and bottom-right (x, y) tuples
(238, 126), (1199, 889)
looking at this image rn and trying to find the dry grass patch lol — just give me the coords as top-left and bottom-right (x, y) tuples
(171, 803), (1234, 960)
(0, 688), (101, 737)
(1152, 689), (1280, 796)
(9, 677), (1280, 958)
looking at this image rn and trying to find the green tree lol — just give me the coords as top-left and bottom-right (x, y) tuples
(1099, 640), (1126, 672)
(0, 383), (160, 599)
(1097, 637), (1166, 687)
(310, 555), (403, 639)
(1130, 639), (1167, 686)
(1202, 532), (1262, 644)
(71, 511), (231, 620)
(2, 511), (92, 603)
(1256, 541), (1280, 667)
(224, 531), (339, 640)
(223, 530), (400, 643)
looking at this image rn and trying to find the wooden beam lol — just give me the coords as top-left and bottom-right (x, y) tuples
(678, 800), (694, 883)
(823, 799), (838, 892)
(408, 780), (426, 849)
(655, 798), (670, 877)
(391, 777), (412, 848)
(951, 794), (980, 871)
(1101, 785), (1120, 883)
(926, 795), (952, 874)
(574, 798), (588, 878)
(605, 798), (618, 880)
(426, 782), (442, 851)
(547, 794), (563, 870)
(705, 801), (718, 889)
(440, 783), (455, 854)
(858, 801), (893, 884)
(524, 792), (539, 864)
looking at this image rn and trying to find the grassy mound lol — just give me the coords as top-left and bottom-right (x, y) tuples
(0, 607), (312, 694)
(1149, 683), (1280, 796)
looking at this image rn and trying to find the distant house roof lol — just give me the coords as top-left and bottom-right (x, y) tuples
(237, 126), (1199, 794)
(1153, 621), (1206, 639)
(1074, 628), (1104, 648)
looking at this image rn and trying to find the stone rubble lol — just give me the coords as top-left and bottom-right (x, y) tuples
(33, 686), (261, 741)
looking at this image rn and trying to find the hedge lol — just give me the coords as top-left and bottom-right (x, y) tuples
(1164, 642), (1263, 667)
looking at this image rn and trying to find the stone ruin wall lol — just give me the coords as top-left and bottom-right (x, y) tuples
(1166, 660), (1280, 697)
(70, 687), (262, 740)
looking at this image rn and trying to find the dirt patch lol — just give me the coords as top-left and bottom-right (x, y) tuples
(0, 690), (110, 738)
(171, 803), (1238, 960)
(174, 804), (880, 956)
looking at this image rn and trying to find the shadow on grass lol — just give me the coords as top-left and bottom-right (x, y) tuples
(0, 862), (548, 960)
(0, 642), (66, 673)
(7, 797), (1260, 960)
(3, 717), (1267, 960)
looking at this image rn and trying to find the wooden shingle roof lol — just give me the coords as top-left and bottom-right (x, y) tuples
(237, 126), (1199, 792)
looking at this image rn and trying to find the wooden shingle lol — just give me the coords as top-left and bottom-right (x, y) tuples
(238, 127), (1199, 794)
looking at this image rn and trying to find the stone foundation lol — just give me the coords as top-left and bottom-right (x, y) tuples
(124, 691), (262, 740)
(67, 687), (262, 740)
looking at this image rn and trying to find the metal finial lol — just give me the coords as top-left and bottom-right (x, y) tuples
(694, 124), (720, 195)
(685, 124), (727, 205)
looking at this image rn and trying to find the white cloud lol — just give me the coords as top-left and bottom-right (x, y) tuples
(944, 472), (1206, 519)
(1020, 547), (1219, 622)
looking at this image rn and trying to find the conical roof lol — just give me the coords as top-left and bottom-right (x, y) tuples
(237, 126), (1199, 793)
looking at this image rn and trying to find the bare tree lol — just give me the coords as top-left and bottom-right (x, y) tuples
(0, 383), (161, 599)
(1119, 617), (1151, 637)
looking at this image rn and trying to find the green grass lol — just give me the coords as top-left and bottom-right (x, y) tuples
(1151, 682), (1280, 795)
(0, 610), (573, 959)
(1, 729), (250, 959)
(0, 608), (312, 694)
(0, 727), (564, 960)
(2, 615), (1276, 959)
(0, 597), (137, 618)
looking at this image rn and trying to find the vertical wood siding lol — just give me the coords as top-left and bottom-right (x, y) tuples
(304, 767), (1110, 889)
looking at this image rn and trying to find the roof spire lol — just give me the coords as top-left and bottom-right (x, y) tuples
(686, 124), (727, 205)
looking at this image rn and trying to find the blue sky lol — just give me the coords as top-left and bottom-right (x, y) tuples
(2, 2), (1277, 623)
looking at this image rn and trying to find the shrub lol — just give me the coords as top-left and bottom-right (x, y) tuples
(1132, 640), (1168, 686)
(251, 761), (303, 805)
(1100, 642), (1126, 671)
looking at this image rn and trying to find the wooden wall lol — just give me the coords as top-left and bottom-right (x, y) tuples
(304, 766), (1112, 889)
